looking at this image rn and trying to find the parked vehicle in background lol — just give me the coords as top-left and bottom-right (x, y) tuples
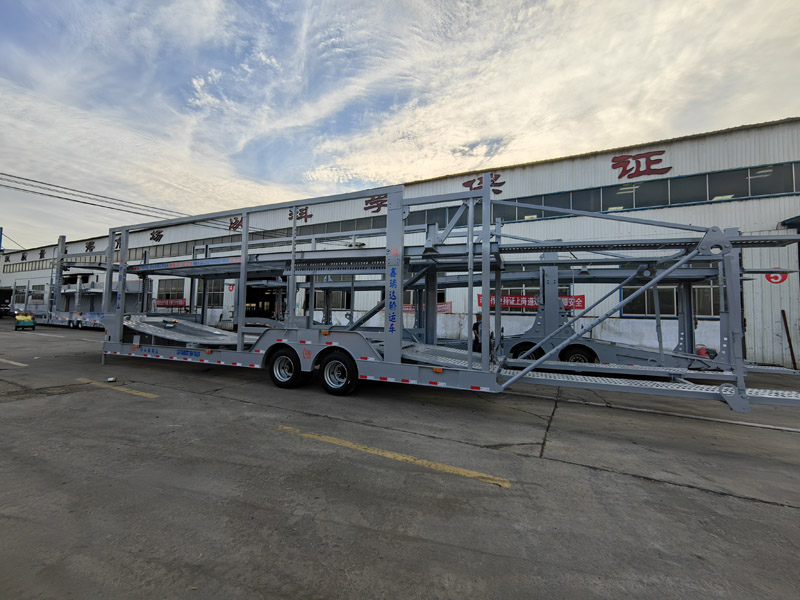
(14, 312), (36, 331)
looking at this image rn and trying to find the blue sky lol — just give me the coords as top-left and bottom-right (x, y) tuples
(1, 0), (799, 248)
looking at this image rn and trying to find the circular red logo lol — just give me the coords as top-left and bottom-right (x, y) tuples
(228, 284), (235, 292)
(765, 272), (788, 284)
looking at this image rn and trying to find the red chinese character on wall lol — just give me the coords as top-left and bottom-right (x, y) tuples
(364, 194), (388, 214)
(288, 207), (313, 223)
(462, 173), (505, 195)
(611, 151), (672, 179)
(229, 217), (243, 231)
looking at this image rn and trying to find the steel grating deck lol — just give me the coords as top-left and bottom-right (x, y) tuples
(498, 369), (800, 403)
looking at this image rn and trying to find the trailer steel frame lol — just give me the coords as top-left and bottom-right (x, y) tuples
(101, 176), (800, 412)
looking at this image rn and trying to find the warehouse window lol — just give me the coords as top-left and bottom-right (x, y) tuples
(708, 169), (749, 201)
(669, 174), (707, 205)
(602, 185), (635, 211)
(314, 290), (352, 310)
(749, 164), (794, 196)
(634, 179), (669, 208)
(157, 279), (185, 300)
(622, 284), (719, 317)
(621, 287), (677, 316)
(196, 279), (224, 308)
(571, 189), (601, 212)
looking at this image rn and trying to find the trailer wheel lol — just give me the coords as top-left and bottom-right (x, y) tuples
(319, 351), (358, 396)
(268, 348), (305, 389)
(510, 343), (544, 360)
(560, 346), (596, 363)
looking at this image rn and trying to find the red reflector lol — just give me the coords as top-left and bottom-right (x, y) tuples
(359, 375), (367, 379)
(249, 364), (255, 368)
(183, 358), (188, 361)
(360, 357), (368, 360)
(470, 386), (481, 390)
(429, 381), (438, 385)
(325, 341), (333, 345)
(401, 379), (410, 383)
(379, 376), (388, 381)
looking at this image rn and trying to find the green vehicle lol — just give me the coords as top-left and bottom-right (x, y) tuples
(14, 312), (36, 331)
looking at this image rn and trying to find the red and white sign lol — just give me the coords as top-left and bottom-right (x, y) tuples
(154, 298), (187, 307)
(478, 294), (585, 310)
(765, 272), (788, 284)
(228, 284), (235, 292)
(402, 301), (452, 314)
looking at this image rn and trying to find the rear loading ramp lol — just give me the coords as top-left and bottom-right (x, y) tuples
(122, 316), (259, 347)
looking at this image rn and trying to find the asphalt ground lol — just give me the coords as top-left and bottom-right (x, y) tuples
(0, 319), (798, 599)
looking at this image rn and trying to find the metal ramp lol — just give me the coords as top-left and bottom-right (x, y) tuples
(497, 369), (800, 406)
(403, 343), (739, 382)
(123, 316), (258, 347)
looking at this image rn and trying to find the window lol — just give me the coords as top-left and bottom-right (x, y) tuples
(708, 169), (748, 201)
(693, 283), (720, 317)
(670, 174), (707, 205)
(196, 279), (224, 308)
(542, 192), (570, 218)
(749, 164), (794, 196)
(314, 290), (352, 310)
(602, 185), (635, 211)
(572, 189), (601, 212)
(517, 196), (544, 220)
(157, 279), (185, 300)
(621, 286), (677, 316)
(635, 179), (668, 208)
(492, 202), (517, 223)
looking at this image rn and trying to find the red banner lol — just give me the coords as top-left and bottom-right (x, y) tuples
(155, 298), (187, 307)
(478, 294), (585, 310)
(402, 301), (452, 314)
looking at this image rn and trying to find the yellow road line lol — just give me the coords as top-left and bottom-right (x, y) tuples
(278, 425), (511, 488)
(0, 357), (28, 367)
(76, 378), (159, 399)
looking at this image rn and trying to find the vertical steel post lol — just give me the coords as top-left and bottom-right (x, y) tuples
(383, 188), (404, 363)
(236, 213), (249, 351)
(494, 218), (502, 355)
(114, 230), (129, 340)
(287, 207), (297, 327)
(466, 198), (475, 369)
(481, 173), (491, 371)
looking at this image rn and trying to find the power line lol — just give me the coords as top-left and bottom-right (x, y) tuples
(0, 183), (183, 220)
(1, 231), (27, 250)
(0, 172), (189, 218)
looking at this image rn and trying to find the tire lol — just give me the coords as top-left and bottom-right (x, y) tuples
(268, 348), (304, 389)
(560, 346), (595, 363)
(77, 321), (83, 329)
(319, 351), (358, 396)
(510, 343), (544, 360)
(68, 321), (74, 328)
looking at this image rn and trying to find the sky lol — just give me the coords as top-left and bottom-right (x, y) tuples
(1, 0), (799, 250)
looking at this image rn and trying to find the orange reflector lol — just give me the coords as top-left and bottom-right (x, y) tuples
(205, 349), (212, 354)
(433, 368), (443, 374)
(321, 330), (330, 335)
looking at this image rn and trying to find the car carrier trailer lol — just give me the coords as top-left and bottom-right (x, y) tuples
(101, 176), (800, 413)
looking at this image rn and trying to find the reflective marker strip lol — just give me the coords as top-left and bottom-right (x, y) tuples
(275, 338), (285, 342)
(299, 340), (309, 344)
(428, 381), (447, 387)
(106, 352), (261, 368)
(324, 341), (340, 346)
(359, 356), (376, 361)
(470, 385), (491, 391)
